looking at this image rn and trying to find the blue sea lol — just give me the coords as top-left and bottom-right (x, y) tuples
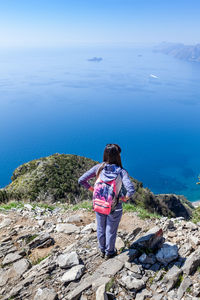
(0, 46), (200, 202)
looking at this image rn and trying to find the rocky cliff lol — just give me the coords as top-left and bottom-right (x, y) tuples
(0, 153), (194, 219)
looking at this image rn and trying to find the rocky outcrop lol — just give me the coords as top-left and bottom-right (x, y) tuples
(155, 194), (194, 220)
(0, 204), (200, 299)
(1, 153), (194, 219)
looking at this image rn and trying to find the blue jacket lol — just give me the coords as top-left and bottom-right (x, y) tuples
(78, 163), (135, 198)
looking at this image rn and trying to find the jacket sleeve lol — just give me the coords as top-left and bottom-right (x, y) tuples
(78, 164), (100, 190)
(121, 169), (135, 197)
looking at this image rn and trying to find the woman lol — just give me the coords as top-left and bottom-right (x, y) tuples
(78, 144), (135, 259)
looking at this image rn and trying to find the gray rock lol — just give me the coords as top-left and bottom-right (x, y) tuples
(131, 227), (164, 252)
(125, 262), (143, 275)
(117, 249), (138, 263)
(156, 242), (178, 265)
(139, 253), (156, 265)
(122, 275), (145, 291)
(189, 235), (200, 246)
(13, 258), (31, 277)
(24, 204), (33, 211)
(152, 294), (164, 300)
(162, 265), (183, 292)
(81, 222), (97, 233)
(66, 215), (82, 223)
(56, 223), (80, 234)
(182, 247), (200, 275)
(57, 251), (79, 269)
(125, 227), (142, 242)
(179, 243), (193, 257)
(177, 276), (192, 300)
(2, 252), (22, 266)
(38, 219), (45, 227)
(0, 218), (11, 228)
(0, 269), (9, 287)
(80, 296), (88, 300)
(150, 262), (161, 272)
(135, 289), (152, 300)
(34, 287), (58, 300)
(28, 233), (55, 249)
(115, 237), (125, 251)
(95, 257), (124, 276)
(193, 283), (200, 297)
(184, 221), (198, 230)
(61, 265), (85, 283)
(66, 277), (93, 300)
(92, 277), (110, 290)
(96, 284), (108, 300)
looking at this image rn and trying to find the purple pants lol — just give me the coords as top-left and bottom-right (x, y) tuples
(96, 208), (123, 255)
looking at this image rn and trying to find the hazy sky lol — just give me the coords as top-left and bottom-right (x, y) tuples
(0, 0), (200, 47)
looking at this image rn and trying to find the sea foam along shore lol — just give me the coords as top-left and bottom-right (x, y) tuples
(192, 200), (200, 208)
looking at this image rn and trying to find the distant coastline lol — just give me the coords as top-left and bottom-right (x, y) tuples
(154, 42), (200, 63)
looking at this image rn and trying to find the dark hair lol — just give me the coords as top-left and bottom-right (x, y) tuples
(97, 144), (122, 177)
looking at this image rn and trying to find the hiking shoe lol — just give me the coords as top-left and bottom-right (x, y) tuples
(99, 251), (105, 258)
(105, 250), (117, 260)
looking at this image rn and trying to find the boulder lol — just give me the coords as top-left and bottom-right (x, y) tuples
(177, 276), (192, 300)
(96, 284), (108, 300)
(34, 288), (58, 300)
(139, 253), (157, 265)
(182, 247), (200, 275)
(57, 251), (79, 269)
(131, 227), (165, 252)
(12, 258), (31, 277)
(56, 223), (80, 234)
(0, 218), (11, 228)
(28, 233), (55, 249)
(162, 265), (183, 292)
(61, 264), (85, 283)
(2, 252), (23, 266)
(155, 194), (193, 220)
(115, 237), (125, 251)
(121, 275), (146, 291)
(156, 243), (179, 265)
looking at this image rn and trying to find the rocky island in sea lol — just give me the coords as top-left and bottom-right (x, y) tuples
(154, 42), (200, 63)
(0, 153), (200, 299)
(87, 57), (103, 62)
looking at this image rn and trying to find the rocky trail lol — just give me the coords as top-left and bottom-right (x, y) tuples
(0, 204), (200, 300)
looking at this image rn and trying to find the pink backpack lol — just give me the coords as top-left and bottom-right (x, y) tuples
(93, 174), (122, 215)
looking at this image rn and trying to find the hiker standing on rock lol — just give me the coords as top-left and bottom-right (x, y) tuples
(78, 144), (135, 260)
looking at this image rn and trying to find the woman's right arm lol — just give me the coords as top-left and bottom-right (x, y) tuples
(78, 164), (100, 190)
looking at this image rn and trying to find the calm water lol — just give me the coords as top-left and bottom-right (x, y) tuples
(0, 46), (200, 201)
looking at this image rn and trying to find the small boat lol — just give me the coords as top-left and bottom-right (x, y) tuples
(149, 74), (159, 79)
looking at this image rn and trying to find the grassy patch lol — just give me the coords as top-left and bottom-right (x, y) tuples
(32, 202), (56, 211)
(71, 201), (93, 211)
(123, 203), (161, 219)
(174, 274), (184, 288)
(0, 201), (24, 210)
(105, 277), (115, 292)
(26, 234), (38, 244)
(191, 206), (200, 224)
